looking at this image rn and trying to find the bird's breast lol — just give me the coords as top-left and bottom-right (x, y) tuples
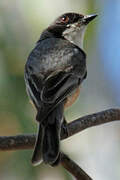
(64, 86), (80, 109)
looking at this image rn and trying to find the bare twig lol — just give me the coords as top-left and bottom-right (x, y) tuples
(0, 108), (119, 151)
(0, 108), (120, 179)
(61, 153), (92, 180)
(63, 108), (120, 139)
(0, 134), (35, 151)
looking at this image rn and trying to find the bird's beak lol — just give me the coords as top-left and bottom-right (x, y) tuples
(83, 14), (98, 25)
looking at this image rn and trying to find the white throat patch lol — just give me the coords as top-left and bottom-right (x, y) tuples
(63, 24), (86, 49)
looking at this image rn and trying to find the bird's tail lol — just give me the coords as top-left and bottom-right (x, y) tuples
(31, 123), (44, 166)
(32, 104), (64, 166)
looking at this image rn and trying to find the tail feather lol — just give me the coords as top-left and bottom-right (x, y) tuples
(42, 122), (60, 165)
(32, 103), (64, 166)
(32, 124), (44, 166)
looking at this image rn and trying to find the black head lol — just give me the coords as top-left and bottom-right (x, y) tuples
(40, 12), (97, 45)
(53, 13), (84, 26)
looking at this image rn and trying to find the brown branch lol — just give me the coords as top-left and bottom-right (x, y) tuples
(0, 134), (35, 151)
(63, 108), (120, 139)
(61, 153), (93, 180)
(0, 108), (119, 151)
(0, 108), (120, 179)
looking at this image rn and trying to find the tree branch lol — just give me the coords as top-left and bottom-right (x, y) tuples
(61, 153), (92, 180)
(0, 108), (120, 179)
(0, 108), (119, 151)
(63, 108), (120, 139)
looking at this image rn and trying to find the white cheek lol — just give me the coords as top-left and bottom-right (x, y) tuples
(63, 26), (86, 49)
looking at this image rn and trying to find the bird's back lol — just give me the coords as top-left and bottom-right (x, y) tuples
(25, 38), (86, 79)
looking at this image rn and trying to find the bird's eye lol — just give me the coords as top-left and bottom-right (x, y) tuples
(60, 16), (69, 23)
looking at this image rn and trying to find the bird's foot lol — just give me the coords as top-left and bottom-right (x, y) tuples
(61, 118), (69, 138)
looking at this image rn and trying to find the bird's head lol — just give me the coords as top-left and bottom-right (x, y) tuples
(41, 12), (97, 49)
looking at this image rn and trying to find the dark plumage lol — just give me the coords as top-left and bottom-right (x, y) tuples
(24, 12), (97, 166)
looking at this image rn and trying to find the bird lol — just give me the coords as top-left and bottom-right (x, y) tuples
(24, 12), (97, 166)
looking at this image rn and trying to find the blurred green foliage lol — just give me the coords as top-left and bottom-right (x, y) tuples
(0, 3), (39, 180)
